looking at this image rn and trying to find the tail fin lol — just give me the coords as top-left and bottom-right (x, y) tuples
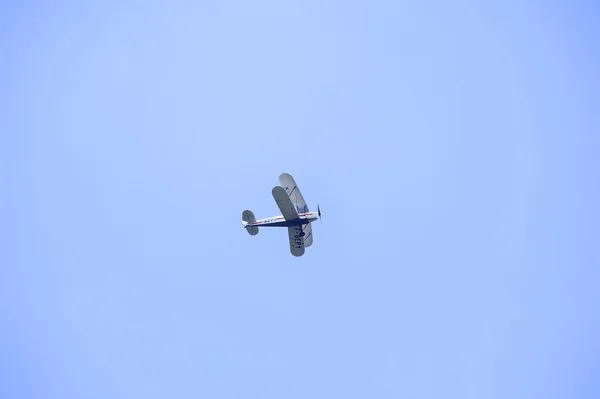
(242, 210), (259, 235)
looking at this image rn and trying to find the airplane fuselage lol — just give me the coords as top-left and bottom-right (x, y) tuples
(242, 211), (319, 228)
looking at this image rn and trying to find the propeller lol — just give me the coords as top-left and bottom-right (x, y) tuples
(318, 204), (322, 221)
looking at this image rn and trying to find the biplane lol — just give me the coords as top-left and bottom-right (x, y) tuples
(241, 173), (321, 257)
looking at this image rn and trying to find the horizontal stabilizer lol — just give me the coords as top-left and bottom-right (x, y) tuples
(242, 210), (259, 235)
(242, 210), (256, 223)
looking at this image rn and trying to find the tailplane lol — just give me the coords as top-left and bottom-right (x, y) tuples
(242, 210), (259, 235)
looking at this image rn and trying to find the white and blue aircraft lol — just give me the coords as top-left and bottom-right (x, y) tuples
(241, 173), (321, 257)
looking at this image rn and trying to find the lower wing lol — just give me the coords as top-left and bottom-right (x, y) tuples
(287, 225), (305, 257)
(303, 223), (313, 247)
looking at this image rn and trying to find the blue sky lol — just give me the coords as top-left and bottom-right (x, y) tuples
(2, 1), (600, 398)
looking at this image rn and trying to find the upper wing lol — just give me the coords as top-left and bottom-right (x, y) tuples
(272, 186), (299, 221)
(279, 173), (309, 213)
(287, 225), (305, 256)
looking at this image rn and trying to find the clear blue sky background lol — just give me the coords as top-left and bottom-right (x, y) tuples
(2, 1), (599, 398)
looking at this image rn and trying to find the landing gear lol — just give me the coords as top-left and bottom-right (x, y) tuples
(298, 223), (307, 237)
